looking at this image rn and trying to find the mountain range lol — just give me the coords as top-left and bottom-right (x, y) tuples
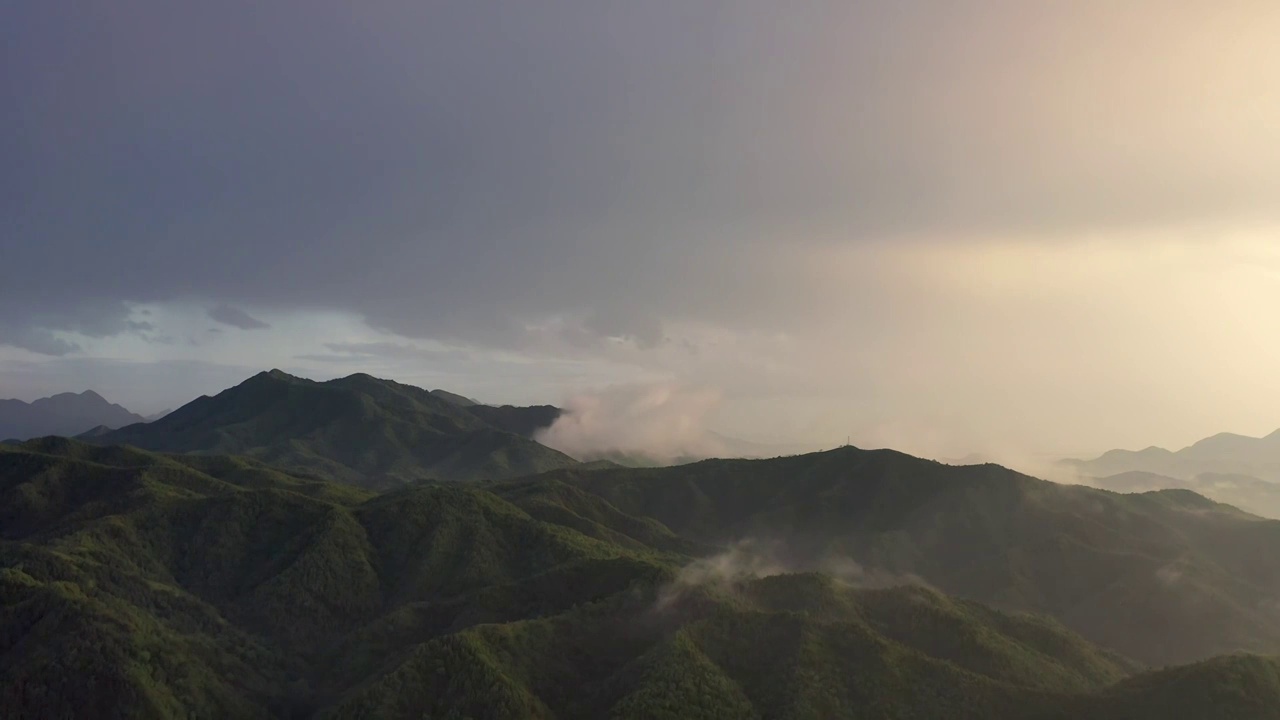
(5, 437), (1280, 718)
(1062, 430), (1280, 519)
(1063, 430), (1280, 482)
(0, 390), (147, 441)
(513, 451), (1280, 667)
(68, 370), (813, 477)
(1085, 470), (1280, 521)
(5, 371), (1280, 717)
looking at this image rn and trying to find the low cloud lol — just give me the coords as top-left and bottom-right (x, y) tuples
(0, 324), (81, 356)
(656, 539), (927, 610)
(535, 383), (726, 463)
(0, 301), (151, 356)
(207, 304), (270, 330)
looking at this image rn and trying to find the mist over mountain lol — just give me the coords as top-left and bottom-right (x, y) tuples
(1063, 430), (1280, 483)
(512, 449), (1280, 667)
(529, 384), (824, 467)
(1060, 430), (1280, 519)
(0, 390), (146, 441)
(9, 1), (1280, 716)
(1085, 471), (1280, 521)
(41, 368), (1280, 666)
(5, 437), (1280, 718)
(51, 370), (801, 485)
(418, 382), (817, 467)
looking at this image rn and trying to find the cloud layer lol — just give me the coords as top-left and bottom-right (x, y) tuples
(4, 2), (1280, 456)
(535, 384), (727, 463)
(207, 305), (269, 330)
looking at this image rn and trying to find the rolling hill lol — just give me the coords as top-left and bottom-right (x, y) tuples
(82, 370), (578, 487)
(500, 447), (1280, 666)
(4, 438), (1280, 718)
(0, 390), (146, 441)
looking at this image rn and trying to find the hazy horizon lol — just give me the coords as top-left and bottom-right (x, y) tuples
(6, 1), (1280, 463)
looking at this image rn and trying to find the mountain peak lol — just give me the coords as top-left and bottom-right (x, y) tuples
(85, 370), (577, 486)
(0, 390), (146, 440)
(246, 369), (300, 384)
(338, 372), (380, 384)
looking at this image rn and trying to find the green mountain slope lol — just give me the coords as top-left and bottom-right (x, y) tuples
(0, 439), (668, 717)
(324, 577), (1131, 720)
(463, 403), (561, 439)
(5, 439), (1280, 718)
(504, 447), (1280, 666)
(84, 370), (578, 487)
(1061, 654), (1280, 720)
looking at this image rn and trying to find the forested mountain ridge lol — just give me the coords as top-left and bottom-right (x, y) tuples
(500, 447), (1280, 666)
(464, 403), (562, 439)
(0, 438), (664, 717)
(82, 370), (578, 487)
(4, 438), (1280, 718)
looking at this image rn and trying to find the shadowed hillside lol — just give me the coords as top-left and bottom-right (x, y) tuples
(465, 403), (562, 439)
(502, 447), (1280, 666)
(84, 371), (578, 487)
(4, 439), (1280, 718)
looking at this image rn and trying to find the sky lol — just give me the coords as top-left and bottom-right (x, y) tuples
(4, 1), (1280, 463)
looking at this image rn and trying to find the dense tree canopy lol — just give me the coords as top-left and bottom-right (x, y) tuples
(4, 435), (1280, 718)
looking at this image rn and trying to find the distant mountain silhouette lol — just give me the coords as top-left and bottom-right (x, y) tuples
(0, 390), (145, 440)
(1062, 429), (1280, 482)
(83, 370), (578, 487)
(1087, 470), (1280, 520)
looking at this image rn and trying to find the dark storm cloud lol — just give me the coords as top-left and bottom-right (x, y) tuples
(207, 305), (270, 330)
(0, 324), (81, 357)
(2, 1), (1277, 354)
(0, 300), (156, 355)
